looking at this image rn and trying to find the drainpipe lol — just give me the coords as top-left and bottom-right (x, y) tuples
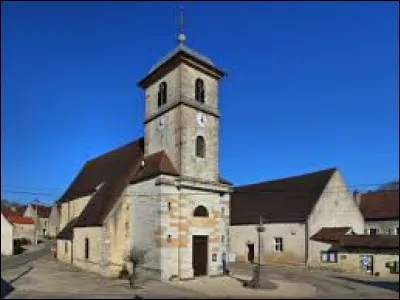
(305, 221), (309, 269)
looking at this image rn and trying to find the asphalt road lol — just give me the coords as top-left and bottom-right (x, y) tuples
(242, 264), (399, 299)
(1, 244), (51, 271)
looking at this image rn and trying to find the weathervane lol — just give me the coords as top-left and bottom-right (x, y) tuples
(177, 4), (186, 45)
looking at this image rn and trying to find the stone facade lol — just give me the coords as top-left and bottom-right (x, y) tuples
(48, 204), (60, 238)
(364, 220), (399, 236)
(24, 205), (50, 239)
(307, 170), (365, 267)
(230, 223), (306, 266)
(13, 223), (36, 244)
(1, 213), (13, 255)
(229, 170), (365, 270)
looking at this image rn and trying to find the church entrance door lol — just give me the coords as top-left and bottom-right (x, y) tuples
(193, 235), (208, 276)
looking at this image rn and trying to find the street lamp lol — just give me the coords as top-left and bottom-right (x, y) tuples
(248, 216), (265, 289)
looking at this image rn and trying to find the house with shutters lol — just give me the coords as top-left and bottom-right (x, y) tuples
(229, 168), (365, 268)
(56, 26), (231, 281)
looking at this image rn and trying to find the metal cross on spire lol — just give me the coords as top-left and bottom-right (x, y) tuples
(177, 4), (186, 45)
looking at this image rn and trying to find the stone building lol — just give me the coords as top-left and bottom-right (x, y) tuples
(1, 211), (13, 255)
(353, 189), (399, 236)
(24, 204), (52, 240)
(229, 168), (365, 268)
(2, 208), (36, 244)
(311, 229), (399, 278)
(56, 31), (231, 281)
(48, 201), (61, 238)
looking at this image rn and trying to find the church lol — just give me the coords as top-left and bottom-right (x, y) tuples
(56, 22), (231, 281)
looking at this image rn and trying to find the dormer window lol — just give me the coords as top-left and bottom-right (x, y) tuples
(195, 78), (205, 103)
(158, 82), (167, 107)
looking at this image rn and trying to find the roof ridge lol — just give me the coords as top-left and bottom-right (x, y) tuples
(85, 137), (144, 165)
(235, 167), (337, 190)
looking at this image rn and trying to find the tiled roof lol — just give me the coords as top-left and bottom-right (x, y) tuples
(359, 190), (399, 220)
(230, 168), (337, 225)
(149, 44), (215, 74)
(339, 235), (399, 249)
(32, 204), (51, 218)
(7, 215), (34, 225)
(56, 218), (78, 240)
(310, 227), (352, 243)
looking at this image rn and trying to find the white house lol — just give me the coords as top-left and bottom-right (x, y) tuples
(1, 211), (13, 256)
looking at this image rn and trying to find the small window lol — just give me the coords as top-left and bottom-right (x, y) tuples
(274, 237), (283, 252)
(195, 136), (205, 158)
(168, 202), (172, 211)
(157, 82), (167, 107)
(84, 238), (89, 259)
(321, 251), (338, 263)
(387, 228), (392, 235)
(395, 227), (399, 236)
(193, 205), (209, 217)
(195, 78), (205, 103)
(369, 228), (378, 235)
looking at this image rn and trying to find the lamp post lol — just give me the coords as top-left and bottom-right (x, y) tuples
(254, 216), (265, 288)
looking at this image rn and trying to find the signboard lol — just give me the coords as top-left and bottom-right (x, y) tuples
(212, 253), (217, 262)
(360, 254), (372, 267)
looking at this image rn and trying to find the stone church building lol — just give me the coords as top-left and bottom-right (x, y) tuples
(56, 31), (231, 281)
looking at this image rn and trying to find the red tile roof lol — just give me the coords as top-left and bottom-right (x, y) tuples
(310, 227), (352, 243)
(7, 215), (34, 225)
(359, 190), (399, 220)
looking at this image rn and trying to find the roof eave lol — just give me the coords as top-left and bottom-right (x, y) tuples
(138, 50), (225, 89)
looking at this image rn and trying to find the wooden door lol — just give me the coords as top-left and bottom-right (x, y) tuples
(193, 235), (208, 276)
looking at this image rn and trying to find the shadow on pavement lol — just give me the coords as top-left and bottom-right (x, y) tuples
(333, 275), (399, 293)
(1, 277), (14, 299)
(9, 266), (34, 285)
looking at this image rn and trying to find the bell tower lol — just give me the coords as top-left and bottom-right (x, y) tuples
(138, 8), (225, 183)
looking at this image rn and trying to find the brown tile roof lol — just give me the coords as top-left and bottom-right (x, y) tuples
(32, 204), (51, 218)
(310, 227), (352, 243)
(65, 138), (178, 228)
(7, 215), (34, 225)
(359, 190), (399, 220)
(339, 235), (399, 249)
(59, 138), (145, 203)
(56, 218), (78, 240)
(2, 208), (21, 219)
(230, 168), (337, 225)
(15, 205), (27, 216)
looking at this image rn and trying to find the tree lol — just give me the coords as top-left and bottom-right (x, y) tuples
(123, 248), (149, 288)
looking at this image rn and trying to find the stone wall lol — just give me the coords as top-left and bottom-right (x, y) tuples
(307, 170), (365, 266)
(48, 204), (60, 238)
(57, 239), (72, 264)
(1, 213), (13, 255)
(59, 196), (91, 230)
(13, 223), (35, 244)
(73, 227), (103, 275)
(229, 223), (306, 266)
(364, 220), (399, 235)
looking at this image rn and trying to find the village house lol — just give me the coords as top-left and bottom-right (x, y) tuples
(311, 228), (399, 278)
(229, 168), (365, 268)
(2, 207), (36, 245)
(48, 201), (61, 238)
(24, 204), (52, 240)
(56, 28), (231, 282)
(1, 210), (13, 255)
(353, 189), (399, 236)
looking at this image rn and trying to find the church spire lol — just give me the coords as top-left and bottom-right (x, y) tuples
(177, 5), (186, 45)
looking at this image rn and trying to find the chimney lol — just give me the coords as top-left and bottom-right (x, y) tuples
(353, 189), (361, 207)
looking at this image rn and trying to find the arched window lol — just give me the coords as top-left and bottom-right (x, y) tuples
(195, 78), (205, 103)
(158, 82), (167, 107)
(193, 205), (209, 217)
(196, 136), (205, 158)
(84, 238), (89, 259)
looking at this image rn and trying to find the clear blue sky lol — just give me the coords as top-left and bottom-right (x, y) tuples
(1, 1), (398, 205)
